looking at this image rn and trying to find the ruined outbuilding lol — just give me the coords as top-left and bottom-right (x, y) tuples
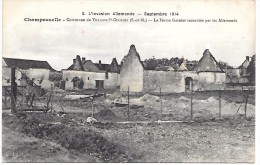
(121, 46), (226, 93)
(62, 56), (121, 90)
(224, 56), (253, 85)
(120, 45), (144, 92)
(2, 57), (55, 89)
(60, 45), (228, 93)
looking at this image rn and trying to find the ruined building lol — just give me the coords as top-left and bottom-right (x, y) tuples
(121, 45), (226, 93)
(60, 45), (227, 93)
(62, 55), (121, 90)
(2, 57), (55, 89)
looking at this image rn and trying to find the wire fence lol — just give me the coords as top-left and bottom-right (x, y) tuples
(2, 66), (255, 122)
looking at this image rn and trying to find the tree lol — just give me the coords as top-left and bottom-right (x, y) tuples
(143, 57), (158, 70)
(218, 61), (233, 69)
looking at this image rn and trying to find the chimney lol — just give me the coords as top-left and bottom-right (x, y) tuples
(246, 56), (249, 61)
(82, 57), (85, 62)
(73, 59), (76, 64)
(99, 60), (101, 65)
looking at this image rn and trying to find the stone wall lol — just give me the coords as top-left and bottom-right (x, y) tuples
(143, 71), (184, 93)
(143, 70), (226, 93)
(104, 73), (120, 89)
(196, 72), (226, 90)
(62, 70), (120, 90)
(120, 45), (144, 92)
(2, 67), (22, 86)
(2, 67), (53, 89)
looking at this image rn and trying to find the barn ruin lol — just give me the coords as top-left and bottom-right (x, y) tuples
(120, 45), (226, 93)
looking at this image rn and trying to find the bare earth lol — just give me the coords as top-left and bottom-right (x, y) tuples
(2, 90), (255, 163)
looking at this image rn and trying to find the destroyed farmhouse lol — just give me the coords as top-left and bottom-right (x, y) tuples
(2, 57), (55, 89)
(2, 45), (255, 93)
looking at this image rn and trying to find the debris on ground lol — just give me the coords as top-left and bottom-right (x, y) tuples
(108, 91), (122, 100)
(140, 94), (160, 102)
(179, 96), (190, 101)
(94, 109), (119, 121)
(86, 117), (98, 124)
(113, 97), (128, 107)
(206, 96), (219, 102)
(2, 113), (137, 162)
(63, 95), (92, 100)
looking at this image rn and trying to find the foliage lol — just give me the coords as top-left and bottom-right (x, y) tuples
(218, 60), (233, 69)
(49, 71), (63, 81)
(143, 57), (186, 70)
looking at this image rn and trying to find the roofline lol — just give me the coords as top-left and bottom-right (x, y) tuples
(197, 71), (225, 73)
(196, 50), (224, 72)
(61, 69), (106, 73)
(3, 57), (49, 63)
(2, 57), (56, 71)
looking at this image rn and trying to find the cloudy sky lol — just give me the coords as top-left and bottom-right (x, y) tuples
(3, 0), (256, 71)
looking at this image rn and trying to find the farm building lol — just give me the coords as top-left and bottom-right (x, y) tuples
(120, 45), (226, 93)
(224, 55), (255, 85)
(120, 45), (144, 93)
(2, 57), (55, 89)
(62, 55), (120, 90)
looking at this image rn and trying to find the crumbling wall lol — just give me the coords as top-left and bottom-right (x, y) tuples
(143, 70), (226, 93)
(25, 68), (52, 89)
(25, 68), (50, 83)
(2, 67), (52, 89)
(179, 71), (199, 91)
(62, 70), (99, 90)
(62, 70), (119, 90)
(225, 68), (249, 84)
(120, 45), (144, 92)
(104, 73), (120, 89)
(197, 72), (226, 90)
(143, 71), (184, 93)
(195, 49), (222, 72)
(2, 67), (22, 86)
(40, 80), (53, 89)
(143, 71), (199, 93)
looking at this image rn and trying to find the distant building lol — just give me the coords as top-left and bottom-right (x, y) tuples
(178, 62), (188, 71)
(224, 56), (253, 85)
(121, 46), (226, 93)
(2, 57), (54, 89)
(62, 55), (120, 90)
(60, 45), (229, 93)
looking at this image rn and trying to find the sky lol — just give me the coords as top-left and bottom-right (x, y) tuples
(2, 0), (256, 71)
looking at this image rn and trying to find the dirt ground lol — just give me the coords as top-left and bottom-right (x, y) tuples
(2, 89), (255, 163)
(50, 89), (255, 122)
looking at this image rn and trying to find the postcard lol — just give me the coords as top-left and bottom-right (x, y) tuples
(2, 0), (256, 163)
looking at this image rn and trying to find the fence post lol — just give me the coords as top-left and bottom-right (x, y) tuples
(244, 89), (248, 118)
(4, 87), (7, 108)
(11, 67), (17, 114)
(91, 97), (94, 117)
(51, 84), (53, 112)
(128, 86), (130, 121)
(160, 87), (162, 120)
(190, 81), (193, 121)
(219, 89), (222, 118)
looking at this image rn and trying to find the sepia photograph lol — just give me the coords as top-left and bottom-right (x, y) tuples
(1, 0), (257, 163)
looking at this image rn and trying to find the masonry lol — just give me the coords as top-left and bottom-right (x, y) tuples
(120, 45), (226, 94)
(62, 55), (121, 90)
